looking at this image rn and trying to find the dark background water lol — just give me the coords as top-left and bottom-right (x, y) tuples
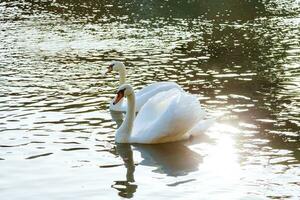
(0, 0), (299, 199)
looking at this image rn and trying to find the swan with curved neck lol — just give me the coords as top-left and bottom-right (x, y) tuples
(106, 61), (183, 112)
(113, 84), (212, 144)
(113, 85), (136, 143)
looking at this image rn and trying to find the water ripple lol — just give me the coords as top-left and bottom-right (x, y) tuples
(0, 1), (299, 199)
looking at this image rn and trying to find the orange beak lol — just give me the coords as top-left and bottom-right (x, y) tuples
(113, 90), (124, 105)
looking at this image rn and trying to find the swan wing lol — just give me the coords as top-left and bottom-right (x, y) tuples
(131, 89), (206, 144)
(135, 82), (182, 111)
(136, 81), (182, 96)
(110, 82), (181, 112)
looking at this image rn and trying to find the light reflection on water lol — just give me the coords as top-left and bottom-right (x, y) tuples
(0, 0), (300, 199)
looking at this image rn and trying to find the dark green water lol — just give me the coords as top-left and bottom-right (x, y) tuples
(0, 0), (299, 199)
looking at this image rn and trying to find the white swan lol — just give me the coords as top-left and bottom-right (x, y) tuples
(105, 61), (182, 112)
(113, 84), (213, 144)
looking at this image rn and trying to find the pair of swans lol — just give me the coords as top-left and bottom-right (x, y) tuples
(106, 61), (182, 112)
(105, 61), (214, 144)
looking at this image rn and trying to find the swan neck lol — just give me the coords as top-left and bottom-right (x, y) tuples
(116, 93), (135, 143)
(119, 68), (126, 85)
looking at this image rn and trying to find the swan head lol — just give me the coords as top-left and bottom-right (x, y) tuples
(105, 61), (125, 74)
(113, 84), (133, 105)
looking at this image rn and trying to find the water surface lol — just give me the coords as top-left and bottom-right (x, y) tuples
(0, 0), (300, 199)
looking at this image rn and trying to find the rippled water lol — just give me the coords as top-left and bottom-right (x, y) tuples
(0, 0), (300, 199)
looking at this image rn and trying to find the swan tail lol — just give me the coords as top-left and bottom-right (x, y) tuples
(186, 118), (216, 137)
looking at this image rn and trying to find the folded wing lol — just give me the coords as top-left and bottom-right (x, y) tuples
(131, 89), (206, 143)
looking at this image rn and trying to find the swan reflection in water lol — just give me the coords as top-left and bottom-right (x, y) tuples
(110, 111), (203, 198)
(111, 143), (137, 198)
